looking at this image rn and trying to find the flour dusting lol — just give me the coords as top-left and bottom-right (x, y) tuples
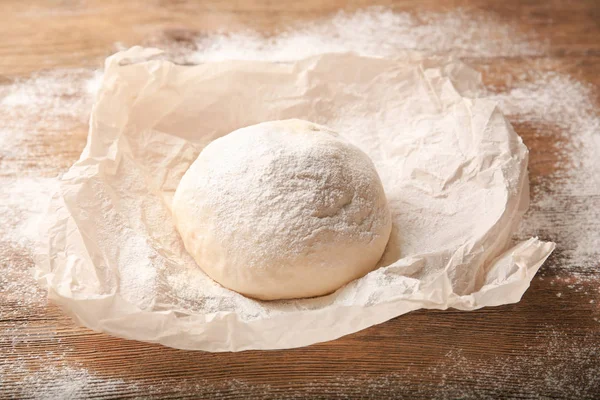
(490, 72), (600, 280)
(146, 8), (543, 63)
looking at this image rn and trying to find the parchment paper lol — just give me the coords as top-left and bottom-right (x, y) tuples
(35, 47), (555, 351)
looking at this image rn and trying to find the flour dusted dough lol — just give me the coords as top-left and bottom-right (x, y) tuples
(172, 119), (392, 300)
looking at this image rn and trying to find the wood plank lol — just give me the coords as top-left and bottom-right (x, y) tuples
(1, 0), (599, 398)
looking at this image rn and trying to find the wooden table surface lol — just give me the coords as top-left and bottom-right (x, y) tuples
(1, 0), (599, 399)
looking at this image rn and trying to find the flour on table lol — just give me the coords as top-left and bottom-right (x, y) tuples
(489, 71), (600, 281)
(144, 8), (543, 63)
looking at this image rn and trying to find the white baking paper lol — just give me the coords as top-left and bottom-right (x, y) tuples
(35, 47), (555, 351)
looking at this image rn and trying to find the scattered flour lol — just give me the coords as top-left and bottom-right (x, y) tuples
(144, 8), (544, 63)
(1, 6), (598, 399)
(489, 72), (600, 280)
(0, 345), (128, 400)
(0, 69), (98, 149)
(0, 178), (56, 247)
(324, 329), (599, 398)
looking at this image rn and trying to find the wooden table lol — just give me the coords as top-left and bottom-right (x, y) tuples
(1, 1), (599, 398)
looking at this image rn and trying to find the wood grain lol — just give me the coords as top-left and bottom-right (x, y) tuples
(1, 0), (599, 399)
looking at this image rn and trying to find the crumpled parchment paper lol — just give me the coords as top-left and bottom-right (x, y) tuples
(36, 47), (555, 351)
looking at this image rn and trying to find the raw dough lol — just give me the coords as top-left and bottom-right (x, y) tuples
(172, 119), (392, 300)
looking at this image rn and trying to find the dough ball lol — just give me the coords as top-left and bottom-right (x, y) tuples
(172, 119), (392, 300)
